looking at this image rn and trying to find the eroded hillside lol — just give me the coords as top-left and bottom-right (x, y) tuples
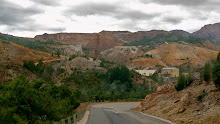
(135, 80), (220, 124)
(145, 42), (218, 67)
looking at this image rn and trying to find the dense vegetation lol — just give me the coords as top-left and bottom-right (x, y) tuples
(10, 60), (156, 123)
(23, 59), (54, 82)
(62, 65), (155, 101)
(0, 34), (62, 53)
(123, 33), (204, 48)
(0, 76), (80, 123)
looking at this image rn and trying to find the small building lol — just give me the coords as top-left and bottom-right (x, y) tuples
(135, 70), (156, 76)
(161, 67), (179, 78)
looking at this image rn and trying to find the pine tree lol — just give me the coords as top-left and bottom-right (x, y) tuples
(203, 61), (211, 83)
(175, 74), (186, 91)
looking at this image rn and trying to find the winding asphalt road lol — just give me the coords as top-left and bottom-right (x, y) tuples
(86, 102), (173, 124)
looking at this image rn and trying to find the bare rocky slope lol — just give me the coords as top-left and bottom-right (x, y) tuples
(100, 46), (144, 62)
(33, 30), (171, 51)
(34, 30), (208, 52)
(100, 42), (218, 68)
(145, 42), (218, 67)
(135, 79), (220, 124)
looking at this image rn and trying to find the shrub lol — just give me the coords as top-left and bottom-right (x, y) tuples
(217, 51), (220, 63)
(185, 75), (193, 87)
(197, 90), (207, 101)
(175, 74), (186, 91)
(69, 54), (78, 61)
(23, 60), (36, 72)
(56, 67), (65, 75)
(212, 63), (220, 90)
(203, 61), (211, 83)
(145, 54), (152, 58)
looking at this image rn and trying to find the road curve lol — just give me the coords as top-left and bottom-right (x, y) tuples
(86, 102), (173, 124)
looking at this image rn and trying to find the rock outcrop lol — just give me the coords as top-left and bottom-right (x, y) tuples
(100, 46), (144, 62)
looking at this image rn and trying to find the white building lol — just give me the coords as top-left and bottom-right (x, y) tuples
(135, 70), (156, 76)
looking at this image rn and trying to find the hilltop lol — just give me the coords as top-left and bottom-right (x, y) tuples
(33, 30), (216, 52)
(193, 22), (220, 44)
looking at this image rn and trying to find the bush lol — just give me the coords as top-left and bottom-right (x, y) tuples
(56, 67), (65, 75)
(23, 60), (36, 72)
(175, 74), (186, 91)
(145, 54), (152, 58)
(203, 61), (211, 83)
(185, 75), (193, 87)
(69, 54), (78, 61)
(197, 90), (207, 101)
(217, 51), (220, 63)
(212, 63), (220, 90)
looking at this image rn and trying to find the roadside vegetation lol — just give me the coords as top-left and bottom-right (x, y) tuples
(0, 59), (156, 123)
(0, 76), (80, 123)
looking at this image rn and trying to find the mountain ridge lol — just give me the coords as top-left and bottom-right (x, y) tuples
(192, 22), (220, 44)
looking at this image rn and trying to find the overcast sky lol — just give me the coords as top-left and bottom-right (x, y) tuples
(0, 0), (220, 37)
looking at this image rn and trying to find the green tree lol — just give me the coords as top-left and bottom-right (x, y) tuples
(36, 59), (45, 75)
(203, 61), (211, 83)
(23, 60), (36, 72)
(57, 50), (61, 57)
(212, 63), (220, 90)
(108, 65), (132, 91)
(175, 74), (186, 91)
(217, 51), (220, 63)
(185, 75), (193, 87)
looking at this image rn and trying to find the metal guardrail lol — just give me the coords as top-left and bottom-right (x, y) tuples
(54, 100), (103, 124)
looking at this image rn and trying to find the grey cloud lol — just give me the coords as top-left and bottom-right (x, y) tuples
(65, 2), (118, 16)
(139, 0), (219, 6)
(115, 10), (160, 20)
(6, 22), (66, 32)
(31, 0), (60, 6)
(163, 17), (182, 25)
(0, 0), (64, 33)
(140, 0), (220, 25)
(119, 20), (146, 31)
(0, 0), (43, 26)
(65, 2), (159, 21)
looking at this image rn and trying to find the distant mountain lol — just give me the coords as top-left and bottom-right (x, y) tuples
(170, 30), (191, 38)
(192, 22), (220, 44)
(34, 30), (207, 52)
